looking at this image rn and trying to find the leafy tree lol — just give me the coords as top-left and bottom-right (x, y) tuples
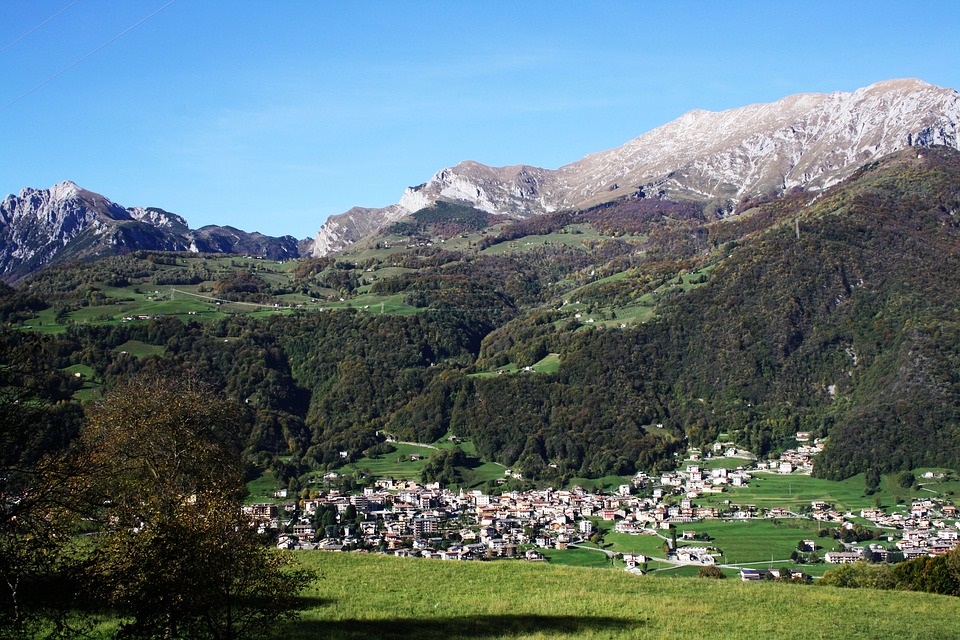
(697, 565), (726, 579)
(892, 548), (960, 596)
(81, 376), (313, 639)
(819, 562), (896, 590)
(420, 447), (468, 486)
(0, 330), (85, 638)
(896, 470), (916, 489)
(864, 467), (881, 495)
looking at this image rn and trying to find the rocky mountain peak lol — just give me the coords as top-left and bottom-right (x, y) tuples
(0, 182), (303, 283)
(312, 79), (960, 256)
(48, 180), (82, 201)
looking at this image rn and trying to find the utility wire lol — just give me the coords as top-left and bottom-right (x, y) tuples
(0, 0), (83, 54)
(0, 0), (177, 113)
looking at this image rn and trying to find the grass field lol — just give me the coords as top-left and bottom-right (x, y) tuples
(695, 469), (942, 513)
(469, 353), (562, 379)
(674, 519), (843, 573)
(114, 340), (165, 358)
(565, 475), (633, 492)
(343, 438), (507, 488)
(696, 456), (755, 470)
(62, 363), (103, 402)
(345, 442), (439, 480)
(271, 551), (960, 640)
(604, 530), (672, 559)
(540, 547), (613, 569)
(245, 468), (286, 504)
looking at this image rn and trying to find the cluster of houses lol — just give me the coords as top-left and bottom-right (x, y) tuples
(242, 432), (958, 577)
(246, 462), (758, 568)
(252, 481), (643, 558)
(853, 498), (960, 560)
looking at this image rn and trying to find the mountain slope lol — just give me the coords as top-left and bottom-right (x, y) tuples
(313, 79), (960, 255)
(0, 182), (303, 283)
(291, 146), (960, 482)
(549, 145), (960, 479)
(4, 147), (959, 482)
(321, 146), (960, 481)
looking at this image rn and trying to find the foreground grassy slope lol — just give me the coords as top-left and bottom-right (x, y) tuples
(281, 552), (959, 640)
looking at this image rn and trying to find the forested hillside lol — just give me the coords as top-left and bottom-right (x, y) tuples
(3, 146), (960, 484)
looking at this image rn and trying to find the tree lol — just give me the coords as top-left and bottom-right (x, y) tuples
(93, 492), (312, 640)
(864, 467), (881, 495)
(420, 447), (467, 486)
(81, 376), (313, 639)
(0, 330), (86, 638)
(0, 449), (86, 639)
(697, 565), (726, 579)
(892, 548), (960, 596)
(819, 562), (896, 590)
(896, 470), (916, 489)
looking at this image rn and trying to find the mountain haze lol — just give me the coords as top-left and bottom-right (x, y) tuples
(312, 79), (960, 255)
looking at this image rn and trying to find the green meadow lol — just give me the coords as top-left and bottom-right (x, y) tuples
(470, 353), (562, 378)
(246, 468), (287, 504)
(343, 438), (507, 488)
(345, 442), (439, 480)
(269, 551), (960, 640)
(540, 547), (613, 569)
(62, 363), (102, 402)
(114, 339), (165, 358)
(696, 468), (951, 512)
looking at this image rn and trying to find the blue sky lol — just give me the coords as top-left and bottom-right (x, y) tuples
(1, 1), (958, 239)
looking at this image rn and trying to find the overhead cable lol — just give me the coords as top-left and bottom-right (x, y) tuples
(0, 0), (82, 54)
(0, 0), (177, 113)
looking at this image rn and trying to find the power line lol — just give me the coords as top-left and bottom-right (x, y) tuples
(0, 0), (177, 113)
(0, 0), (83, 54)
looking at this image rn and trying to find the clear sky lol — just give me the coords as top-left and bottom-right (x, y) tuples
(1, 1), (958, 240)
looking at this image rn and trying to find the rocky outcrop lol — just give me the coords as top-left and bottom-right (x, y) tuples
(312, 79), (960, 255)
(0, 182), (303, 283)
(190, 226), (301, 261)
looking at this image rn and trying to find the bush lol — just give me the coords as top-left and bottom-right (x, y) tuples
(892, 550), (960, 596)
(697, 565), (726, 579)
(897, 471), (916, 488)
(819, 562), (896, 590)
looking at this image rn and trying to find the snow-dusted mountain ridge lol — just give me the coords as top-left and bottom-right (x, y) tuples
(312, 78), (960, 256)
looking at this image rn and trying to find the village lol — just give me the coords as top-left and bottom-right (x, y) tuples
(245, 433), (960, 580)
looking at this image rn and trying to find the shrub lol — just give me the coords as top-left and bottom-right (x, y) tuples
(697, 565), (726, 579)
(819, 562), (896, 590)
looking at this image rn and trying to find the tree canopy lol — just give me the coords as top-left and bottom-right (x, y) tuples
(81, 376), (313, 639)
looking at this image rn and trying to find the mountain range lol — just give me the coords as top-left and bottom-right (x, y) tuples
(313, 78), (960, 254)
(2, 78), (959, 285)
(7, 143), (960, 484)
(0, 181), (307, 283)
(4, 76), (960, 483)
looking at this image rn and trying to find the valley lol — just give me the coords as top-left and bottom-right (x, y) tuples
(6, 145), (960, 489)
(245, 426), (959, 580)
(10, 158), (960, 589)
(5, 78), (960, 637)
